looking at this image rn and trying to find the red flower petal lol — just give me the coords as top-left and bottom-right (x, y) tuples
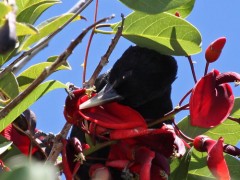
(207, 137), (230, 180)
(64, 89), (87, 125)
(190, 70), (234, 128)
(79, 102), (147, 130)
(205, 37), (226, 63)
(64, 88), (147, 132)
(1, 124), (39, 155)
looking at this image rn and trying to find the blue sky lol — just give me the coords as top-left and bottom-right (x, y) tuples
(27, 0), (240, 134)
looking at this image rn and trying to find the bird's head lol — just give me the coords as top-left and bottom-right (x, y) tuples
(80, 46), (177, 109)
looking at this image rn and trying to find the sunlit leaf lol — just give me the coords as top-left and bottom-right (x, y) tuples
(188, 150), (240, 179)
(16, 22), (38, 36)
(0, 72), (19, 107)
(110, 11), (202, 56)
(0, 2), (11, 21)
(170, 147), (193, 180)
(178, 97), (240, 145)
(19, 13), (81, 51)
(0, 135), (21, 161)
(0, 141), (12, 155)
(17, 60), (71, 91)
(167, 0), (195, 18)
(118, 0), (191, 14)
(0, 80), (66, 132)
(16, 0), (61, 24)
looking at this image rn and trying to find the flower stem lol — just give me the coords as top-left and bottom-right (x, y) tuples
(204, 62), (209, 75)
(187, 56), (197, 83)
(178, 89), (192, 106)
(82, 0), (99, 85)
(173, 120), (194, 142)
(148, 104), (189, 128)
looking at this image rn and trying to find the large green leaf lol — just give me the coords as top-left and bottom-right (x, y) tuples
(16, 22), (38, 36)
(19, 13), (81, 51)
(16, 0), (60, 24)
(0, 72), (19, 107)
(0, 80), (66, 132)
(118, 0), (191, 14)
(178, 97), (240, 145)
(170, 147), (193, 180)
(0, 2), (11, 21)
(0, 136), (21, 162)
(0, 158), (57, 180)
(167, 0), (195, 18)
(110, 11), (202, 56)
(0, 141), (12, 155)
(17, 60), (71, 91)
(188, 150), (240, 179)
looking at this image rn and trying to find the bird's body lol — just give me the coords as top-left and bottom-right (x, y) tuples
(71, 45), (178, 179)
(81, 45), (178, 121)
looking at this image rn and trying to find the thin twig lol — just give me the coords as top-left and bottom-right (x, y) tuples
(12, 123), (47, 159)
(178, 88), (192, 106)
(0, 17), (113, 119)
(173, 120), (194, 142)
(187, 56), (197, 83)
(148, 104), (189, 128)
(0, 0), (94, 77)
(204, 62), (209, 76)
(227, 116), (240, 124)
(82, 0), (99, 85)
(84, 14), (125, 88)
(46, 122), (72, 163)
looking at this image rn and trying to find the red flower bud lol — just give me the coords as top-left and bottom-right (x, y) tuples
(205, 37), (226, 63)
(193, 135), (230, 180)
(175, 12), (180, 17)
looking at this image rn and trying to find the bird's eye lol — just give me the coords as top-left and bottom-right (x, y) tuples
(122, 70), (132, 80)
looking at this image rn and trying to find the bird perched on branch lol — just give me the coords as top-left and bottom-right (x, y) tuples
(80, 45), (178, 121)
(71, 45), (178, 179)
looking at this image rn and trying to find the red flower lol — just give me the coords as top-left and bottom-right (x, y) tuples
(61, 137), (90, 180)
(1, 124), (39, 155)
(193, 135), (230, 180)
(205, 37), (226, 63)
(64, 88), (147, 137)
(106, 140), (169, 180)
(190, 69), (240, 128)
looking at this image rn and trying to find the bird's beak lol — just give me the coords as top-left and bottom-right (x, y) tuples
(79, 83), (123, 109)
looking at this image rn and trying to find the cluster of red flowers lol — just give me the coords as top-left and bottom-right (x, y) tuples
(64, 88), (186, 179)
(62, 37), (240, 180)
(0, 37), (239, 179)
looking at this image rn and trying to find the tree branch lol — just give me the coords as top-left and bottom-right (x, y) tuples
(84, 14), (125, 88)
(0, 17), (113, 119)
(0, 0), (94, 77)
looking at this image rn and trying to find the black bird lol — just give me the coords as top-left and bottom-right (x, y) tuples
(80, 45), (178, 121)
(71, 45), (178, 179)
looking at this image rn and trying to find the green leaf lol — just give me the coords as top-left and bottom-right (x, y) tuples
(16, 22), (38, 36)
(0, 72), (19, 107)
(178, 97), (240, 145)
(17, 0), (61, 24)
(0, 141), (12, 155)
(0, 159), (57, 180)
(118, 0), (191, 14)
(170, 147), (193, 180)
(17, 60), (70, 91)
(110, 11), (202, 56)
(0, 135), (22, 162)
(19, 13), (81, 51)
(188, 150), (240, 179)
(167, 0), (196, 18)
(0, 80), (66, 132)
(0, 2), (11, 20)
